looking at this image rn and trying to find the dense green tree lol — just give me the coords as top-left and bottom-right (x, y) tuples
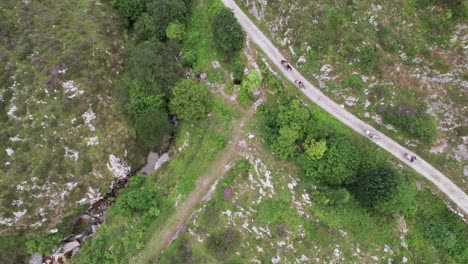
(129, 41), (184, 94)
(166, 20), (186, 40)
(111, 0), (148, 22)
(134, 110), (172, 151)
(375, 181), (416, 216)
(136, 0), (187, 41)
(354, 164), (400, 208)
(169, 79), (212, 122)
(273, 126), (300, 160)
(126, 80), (165, 117)
(311, 137), (360, 185)
(212, 8), (245, 56)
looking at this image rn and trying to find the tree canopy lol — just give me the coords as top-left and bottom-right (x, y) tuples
(354, 165), (400, 208)
(212, 8), (245, 55)
(129, 41), (184, 95)
(111, 0), (148, 22)
(134, 110), (172, 151)
(169, 79), (212, 122)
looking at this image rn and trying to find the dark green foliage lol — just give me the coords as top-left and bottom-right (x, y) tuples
(206, 229), (241, 260)
(354, 165), (400, 208)
(136, 0), (188, 41)
(0, 236), (28, 263)
(169, 79), (212, 122)
(134, 110), (172, 151)
(126, 80), (165, 117)
(116, 175), (159, 216)
(375, 182), (416, 216)
(25, 233), (63, 255)
(232, 58), (245, 84)
(341, 75), (365, 92)
(111, 0), (148, 22)
(129, 41), (184, 95)
(381, 101), (437, 144)
(358, 46), (376, 74)
(212, 8), (245, 56)
(310, 137), (360, 186)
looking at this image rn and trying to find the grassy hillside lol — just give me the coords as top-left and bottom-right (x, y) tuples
(0, 0), (139, 260)
(235, 0), (468, 191)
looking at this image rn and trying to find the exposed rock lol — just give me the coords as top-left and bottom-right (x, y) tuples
(212, 60), (220, 69)
(29, 253), (43, 264)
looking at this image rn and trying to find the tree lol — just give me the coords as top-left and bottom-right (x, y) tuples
(111, 0), (148, 23)
(126, 80), (165, 117)
(212, 8), (245, 56)
(273, 126), (300, 160)
(311, 137), (360, 185)
(169, 79), (212, 122)
(134, 110), (172, 151)
(129, 41), (184, 94)
(354, 164), (400, 208)
(302, 138), (327, 161)
(375, 181), (416, 216)
(166, 20), (186, 40)
(139, 0), (187, 41)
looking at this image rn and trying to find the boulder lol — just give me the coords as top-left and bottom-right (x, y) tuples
(29, 253), (43, 264)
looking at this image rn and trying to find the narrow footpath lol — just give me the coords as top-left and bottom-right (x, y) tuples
(221, 0), (468, 215)
(134, 108), (254, 263)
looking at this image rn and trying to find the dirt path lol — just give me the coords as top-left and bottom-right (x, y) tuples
(221, 0), (468, 215)
(133, 107), (254, 263)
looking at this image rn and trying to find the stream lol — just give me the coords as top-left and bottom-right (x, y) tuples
(32, 151), (170, 264)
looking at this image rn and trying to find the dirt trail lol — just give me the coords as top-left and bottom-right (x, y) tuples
(134, 107), (254, 263)
(220, 0), (468, 215)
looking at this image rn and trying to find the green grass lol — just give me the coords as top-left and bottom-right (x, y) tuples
(0, 0), (138, 260)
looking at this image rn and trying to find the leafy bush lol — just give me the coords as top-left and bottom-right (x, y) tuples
(116, 175), (159, 216)
(302, 138), (327, 161)
(126, 80), (165, 117)
(206, 230), (241, 260)
(358, 46), (376, 74)
(381, 102), (437, 144)
(341, 75), (365, 92)
(212, 8), (245, 57)
(169, 79), (212, 122)
(134, 110), (172, 151)
(166, 20), (186, 41)
(232, 58), (245, 84)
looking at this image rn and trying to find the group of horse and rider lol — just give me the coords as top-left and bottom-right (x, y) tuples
(281, 60), (305, 89)
(280, 59), (419, 164)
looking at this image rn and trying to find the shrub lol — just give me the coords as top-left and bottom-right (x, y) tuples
(206, 230), (241, 260)
(381, 102), (437, 144)
(169, 79), (212, 122)
(134, 110), (172, 151)
(341, 75), (365, 92)
(358, 46), (376, 74)
(302, 138), (327, 161)
(166, 20), (186, 41)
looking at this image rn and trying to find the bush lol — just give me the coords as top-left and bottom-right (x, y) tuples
(145, 0), (188, 40)
(166, 20), (186, 41)
(116, 175), (159, 216)
(358, 46), (376, 74)
(381, 102), (437, 144)
(341, 75), (365, 92)
(212, 8), (245, 57)
(169, 79), (212, 122)
(206, 230), (241, 260)
(134, 110), (172, 151)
